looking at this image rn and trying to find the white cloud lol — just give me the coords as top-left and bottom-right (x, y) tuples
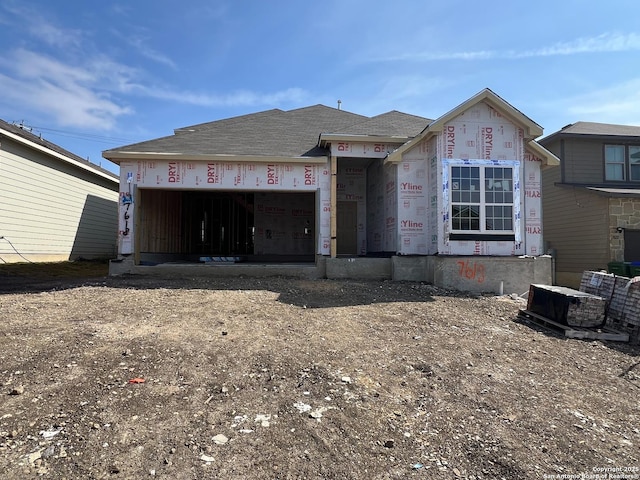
(0, 44), (309, 130)
(563, 79), (640, 125)
(27, 18), (83, 49)
(128, 37), (177, 69)
(12, 49), (95, 85)
(0, 5), (308, 129)
(110, 28), (177, 69)
(513, 32), (640, 58)
(375, 50), (495, 62)
(2, 3), (83, 49)
(0, 49), (132, 129)
(534, 78), (640, 133)
(371, 32), (640, 63)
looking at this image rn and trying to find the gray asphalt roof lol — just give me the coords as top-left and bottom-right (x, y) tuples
(104, 105), (431, 158)
(547, 121), (640, 138)
(332, 111), (432, 137)
(0, 119), (118, 180)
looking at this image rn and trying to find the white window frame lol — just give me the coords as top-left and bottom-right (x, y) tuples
(450, 165), (515, 234)
(442, 159), (522, 243)
(605, 145), (625, 181)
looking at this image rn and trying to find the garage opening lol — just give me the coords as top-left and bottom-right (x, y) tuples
(137, 189), (315, 264)
(184, 192), (254, 256)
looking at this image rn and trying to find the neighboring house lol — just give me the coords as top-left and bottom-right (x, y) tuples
(103, 89), (559, 292)
(539, 122), (640, 288)
(0, 119), (119, 263)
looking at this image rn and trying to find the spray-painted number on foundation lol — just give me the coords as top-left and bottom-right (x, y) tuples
(457, 260), (485, 283)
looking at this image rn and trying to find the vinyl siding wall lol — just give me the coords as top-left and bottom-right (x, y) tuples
(560, 137), (605, 184)
(0, 137), (118, 263)
(542, 165), (609, 288)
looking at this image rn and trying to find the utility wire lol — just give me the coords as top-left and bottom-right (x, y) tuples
(31, 126), (137, 145)
(15, 122), (138, 146)
(0, 237), (33, 263)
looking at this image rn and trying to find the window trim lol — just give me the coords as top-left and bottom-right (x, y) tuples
(604, 144), (640, 182)
(449, 233), (516, 241)
(450, 166), (514, 234)
(443, 159), (522, 243)
(604, 144), (626, 181)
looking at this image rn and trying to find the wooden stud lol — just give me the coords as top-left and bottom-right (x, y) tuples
(330, 155), (337, 258)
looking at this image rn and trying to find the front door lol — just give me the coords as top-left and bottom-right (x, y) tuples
(624, 229), (640, 261)
(337, 201), (358, 255)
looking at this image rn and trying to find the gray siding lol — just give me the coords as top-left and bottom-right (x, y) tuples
(0, 137), (118, 262)
(542, 165), (609, 287)
(561, 138), (604, 184)
(543, 137), (606, 184)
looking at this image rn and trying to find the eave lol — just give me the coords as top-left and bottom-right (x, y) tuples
(555, 183), (640, 197)
(318, 133), (410, 148)
(102, 151), (329, 165)
(426, 89), (543, 139)
(1, 127), (118, 184)
(386, 88), (544, 164)
(526, 140), (560, 166)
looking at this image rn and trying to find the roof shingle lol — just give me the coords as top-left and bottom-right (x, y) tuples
(103, 105), (431, 160)
(333, 111), (431, 137)
(550, 121), (640, 137)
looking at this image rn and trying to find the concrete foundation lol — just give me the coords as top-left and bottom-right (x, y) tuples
(325, 258), (392, 280)
(109, 255), (326, 280)
(429, 255), (552, 295)
(391, 255), (552, 294)
(110, 254), (552, 295)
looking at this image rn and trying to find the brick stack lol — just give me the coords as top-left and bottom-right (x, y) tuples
(579, 271), (640, 344)
(580, 271), (629, 319)
(565, 294), (607, 328)
(617, 278), (640, 344)
(527, 284), (606, 328)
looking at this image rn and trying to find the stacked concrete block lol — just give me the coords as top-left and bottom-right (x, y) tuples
(618, 279), (640, 344)
(565, 294), (607, 328)
(580, 271), (629, 319)
(579, 271), (640, 344)
(527, 284), (606, 328)
(580, 270), (613, 296)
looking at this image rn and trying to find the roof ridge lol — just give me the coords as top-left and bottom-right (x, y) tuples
(371, 110), (431, 120)
(568, 120), (640, 129)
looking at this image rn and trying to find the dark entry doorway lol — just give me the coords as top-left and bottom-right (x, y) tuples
(337, 201), (358, 255)
(624, 229), (640, 262)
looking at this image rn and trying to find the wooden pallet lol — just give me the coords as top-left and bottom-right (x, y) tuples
(518, 309), (630, 342)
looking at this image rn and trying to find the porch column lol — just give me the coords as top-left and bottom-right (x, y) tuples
(330, 155), (337, 258)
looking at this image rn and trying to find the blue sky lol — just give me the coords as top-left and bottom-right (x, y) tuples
(1, 0), (639, 175)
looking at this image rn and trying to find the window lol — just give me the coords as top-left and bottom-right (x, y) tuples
(451, 166), (513, 235)
(630, 146), (640, 181)
(605, 144), (640, 182)
(605, 145), (625, 180)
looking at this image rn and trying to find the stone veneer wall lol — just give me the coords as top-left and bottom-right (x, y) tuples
(609, 198), (640, 261)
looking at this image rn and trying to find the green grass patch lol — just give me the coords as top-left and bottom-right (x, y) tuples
(0, 259), (109, 278)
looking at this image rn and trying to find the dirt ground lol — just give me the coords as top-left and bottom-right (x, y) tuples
(0, 262), (639, 479)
